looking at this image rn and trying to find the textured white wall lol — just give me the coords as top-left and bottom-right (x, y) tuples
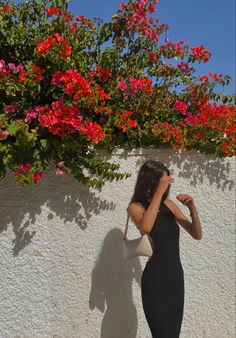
(0, 148), (235, 338)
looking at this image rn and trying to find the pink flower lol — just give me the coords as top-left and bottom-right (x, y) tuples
(17, 163), (32, 172)
(0, 59), (6, 71)
(0, 59), (9, 75)
(0, 130), (10, 140)
(173, 100), (187, 115)
(56, 169), (64, 176)
(144, 29), (152, 38)
(3, 103), (20, 114)
(8, 63), (23, 73)
(25, 107), (39, 123)
(99, 117), (105, 124)
(8, 63), (17, 71)
(119, 80), (127, 91)
(16, 64), (24, 72)
(57, 161), (64, 167)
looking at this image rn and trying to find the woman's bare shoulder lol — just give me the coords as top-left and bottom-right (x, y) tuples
(127, 201), (146, 212)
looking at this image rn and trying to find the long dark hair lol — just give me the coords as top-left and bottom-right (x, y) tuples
(130, 160), (170, 204)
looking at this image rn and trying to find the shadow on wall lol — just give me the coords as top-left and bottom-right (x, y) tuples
(99, 149), (235, 191)
(89, 228), (143, 338)
(0, 168), (115, 256)
(0, 149), (234, 255)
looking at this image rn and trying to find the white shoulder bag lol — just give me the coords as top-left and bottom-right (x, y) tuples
(122, 210), (153, 260)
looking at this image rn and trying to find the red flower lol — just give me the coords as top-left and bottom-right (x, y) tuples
(173, 100), (187, 115)
(76, 15), (89, 23)
(177, 61), (194, 76)
(95, 84), (110, 101)
(53, 33), (64, 43)
(190, 45), (211, 63)
(51, 69), (92, 102)
(89, 65), (110, 81)
(61, 44), (72, 58)
(128, 77), (153, 94)
(18, 164), (32, 171)
(46, 7), (60, 17)
(198, 75), (209, 82)
(19, 69), (27, 83)
(38, 100), (86, 139)
(162, 40), (185, 56)
(37, 36), (56, 55)
(120, 2), (125, 10)
(208, 72), (223, 83)
(14, 163), (32, 177)
(195, 132), (206, 140)
(121, 111), (133, 121)
(147, 52), (157, 63)
(33, 171), (44, 183)
(51, 71), (64, 85)
(96, 65), (110, 81)
(2, 5), (13, 12)
(148, 5), (156, 13)
(37, 33), (72, 57)
(31, 64), (44, 81)
(79, 121), (105, 144)
(127, 119), (137, 128)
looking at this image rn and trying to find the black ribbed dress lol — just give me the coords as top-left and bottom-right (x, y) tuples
(139, 198), (185, 338)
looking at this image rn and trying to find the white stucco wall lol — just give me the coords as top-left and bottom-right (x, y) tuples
(0, 148), (235, 338)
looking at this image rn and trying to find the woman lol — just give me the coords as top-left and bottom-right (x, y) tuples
(127, 160), (202, 338)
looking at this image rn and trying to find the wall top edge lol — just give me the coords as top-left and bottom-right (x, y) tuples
(95, 147), (214, 158)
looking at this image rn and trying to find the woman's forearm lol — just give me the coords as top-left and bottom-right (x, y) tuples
(189, 204), (202, 240)
(140, 189), (163, 233)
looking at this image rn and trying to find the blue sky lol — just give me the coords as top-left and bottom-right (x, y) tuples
(68, 0), (235, 94)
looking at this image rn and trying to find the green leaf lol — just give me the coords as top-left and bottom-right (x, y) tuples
(8, 121), (18, 136)
(40, 139), (48, 149)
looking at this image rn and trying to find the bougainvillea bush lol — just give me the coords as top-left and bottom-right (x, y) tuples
(0, 0), (235, 187)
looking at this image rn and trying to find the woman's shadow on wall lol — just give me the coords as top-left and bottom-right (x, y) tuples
(89, 228), (143, 338)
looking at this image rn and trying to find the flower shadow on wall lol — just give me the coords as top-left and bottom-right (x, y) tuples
(99, 149), (235, 191)
(89, 228), (143, 338)
(0, 166), (115, 255)
(0, 149), (234, 255)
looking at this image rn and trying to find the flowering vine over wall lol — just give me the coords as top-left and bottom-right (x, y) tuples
(0, 0), (235, 187)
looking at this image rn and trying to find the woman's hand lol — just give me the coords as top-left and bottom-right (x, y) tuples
(176, 194), (202, 240)
(156, 175), (174, 195)
(176, 194), (195, 210)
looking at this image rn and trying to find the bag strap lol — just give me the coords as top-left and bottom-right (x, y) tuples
(123, 201), (145, 240)
(123, 209), (130, 240)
